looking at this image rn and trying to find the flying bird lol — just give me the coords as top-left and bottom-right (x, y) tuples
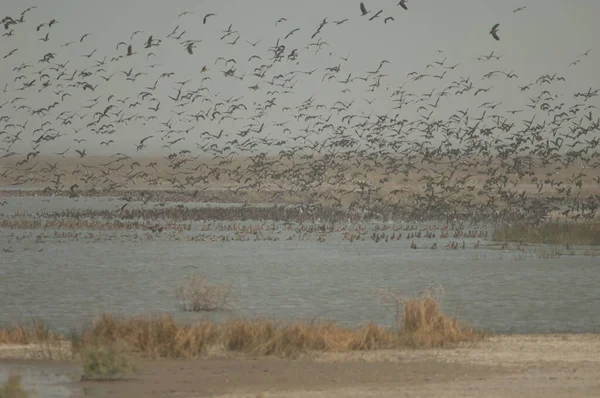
(398, 0), (408, 10)
(513, 6), (526, 13)
(203, 13), (216, 24)
(360, 2), (369, 16)
(369, 10), (383, 21)
(186, 41), (201, 54)
(490, 23), (500, 41)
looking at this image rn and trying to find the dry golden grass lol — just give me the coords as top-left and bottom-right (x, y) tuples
(400, 294), (481, 347)
(69, 292), (483, 358)
(493, 222), (600, 245)
(377, 286), (484, 348)
(0, 292), (484, 359)
(0, 319), (58, 345)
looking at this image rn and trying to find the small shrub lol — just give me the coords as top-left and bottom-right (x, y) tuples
(0, 373), (29, 398)
(175, 272), (235, 312)
(80, 344), (135, 381)
(376, 285), (484, 347)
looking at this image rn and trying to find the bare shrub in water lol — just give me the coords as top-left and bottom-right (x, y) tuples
(175, 272), (235, 312)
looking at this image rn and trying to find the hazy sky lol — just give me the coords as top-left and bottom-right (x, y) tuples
(1, 0), (599, 156)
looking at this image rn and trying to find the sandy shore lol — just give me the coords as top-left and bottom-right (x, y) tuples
(2, 334), (600, 398)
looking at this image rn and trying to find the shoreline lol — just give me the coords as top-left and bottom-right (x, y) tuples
(2, 334), (600, 398)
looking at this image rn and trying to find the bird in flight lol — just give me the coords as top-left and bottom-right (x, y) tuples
(490, 23), (500, 41)
(513, 6), (526, 13)
(360, 2), (369, 16)
(398, 0), (408, 10)
(203, 13), (216, 25)
(185, 41), (201, 54)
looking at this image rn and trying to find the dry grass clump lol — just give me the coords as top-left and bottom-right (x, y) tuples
(377, 286), (484, 348)
(1, 290), (484, 359)
(175, 273), (235, 312)
(493, 222), (600, 245)
(0, 373), (30, 398)
(74, 314), (220, 359)
(68, 288), (482, 358)
(73, 314), (396, 358)
(222, 319), (397, 356)
(0, 319), (58, 345)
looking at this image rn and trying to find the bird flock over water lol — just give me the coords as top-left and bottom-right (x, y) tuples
(1, 3), (599, 224)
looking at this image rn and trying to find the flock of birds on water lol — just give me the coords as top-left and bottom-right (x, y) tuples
(1, 3), (600, 226)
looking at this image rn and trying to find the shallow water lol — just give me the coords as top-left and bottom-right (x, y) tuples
(1, 196), (600, 334)
(0, 362), (83, 398)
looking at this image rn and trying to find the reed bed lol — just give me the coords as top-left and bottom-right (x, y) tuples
(0, 319), (59, 345)
(493, 222), (600, 245)
(0, 293), (484, 359)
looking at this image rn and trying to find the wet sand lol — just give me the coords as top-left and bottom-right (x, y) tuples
(2, 334), (600, 397)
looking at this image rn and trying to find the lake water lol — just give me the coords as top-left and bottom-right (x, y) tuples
(0, 361), (83, 398)
(1, 195), (600, 334)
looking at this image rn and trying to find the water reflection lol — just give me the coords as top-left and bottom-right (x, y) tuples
(0, 362), (83, 398)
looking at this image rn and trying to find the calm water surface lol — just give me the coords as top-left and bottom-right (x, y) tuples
(1, 196), (599, 334)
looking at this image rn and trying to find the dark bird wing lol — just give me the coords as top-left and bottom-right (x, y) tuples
(203, 13), (215, 24)
(490, 24), (500, 40)
(360, 2), (368, 15)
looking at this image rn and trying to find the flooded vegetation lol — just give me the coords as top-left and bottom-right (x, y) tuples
(493, 222), (600, 245)
(0, 290), (483, 359)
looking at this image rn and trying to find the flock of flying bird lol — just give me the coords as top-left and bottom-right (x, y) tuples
(1, 3), (599, 224)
